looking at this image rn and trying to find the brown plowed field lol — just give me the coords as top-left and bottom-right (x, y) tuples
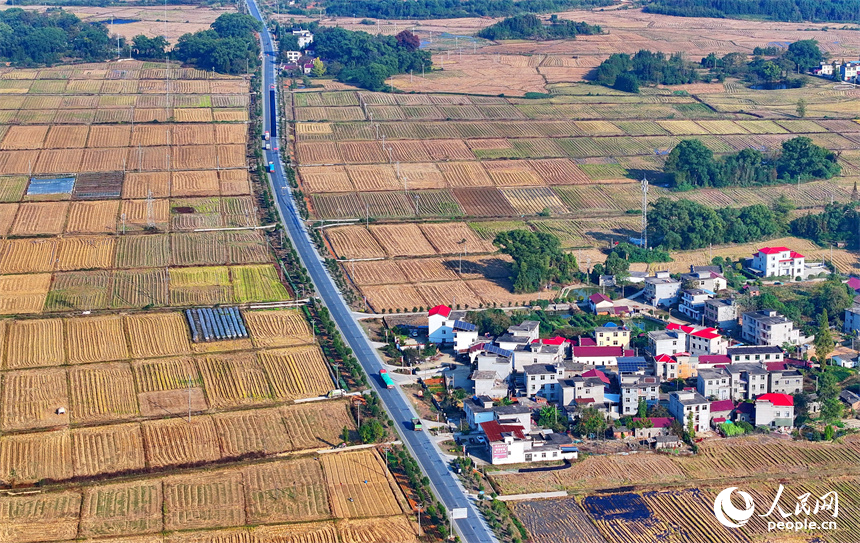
(87, 125), (132, 147)
(219, 169), (250, 195)
(415, 280), (482, 309)
(452, 187), (517, 216)
(361, 283), (427, 312)
(398, 162), (447, 189)
(11, 201), (68, 235)
(45, 125), (89, 149)
(5, 317), (64, 369)
(326, 225), (386, 259)
(66, 314), (128, 364)
(1, 125), (48, 150)
(123, 172), (170, 199)
(419, 221), (496, 254)
(258, 345), (333, 400)
(141, 416), (221, 469)
(244, 309), (313, 348)
(347, 164), (401, 191)
(0, 367), (69, 431)
(483, 160), (543, 186)
(0, 238), (58, 274)
(68, 363), (139, 424)
(346, 259), (408, 286)
(196, 352), (272, 408)
(243, 458), (331, 524)
(437, 162), (492, 187)
(0, 429), (72, 483)
(125, 312), (191, 359)
(163, 469), (245, 530)
(0, 273), (50, 314)
(529, 158), (591, 185)
(369, 223), (436, 257)
(0, 490), (81, 543)
(423, 139), (475, 161)
(297, 142), (341, 164)
(397, 258), (460, 283)
(321, 450), (404, 519)
(212, 408), (291, 457)
(281, 400), (357, 451)
(65, 200), (119, 233)
(56, 236), (116, 271)
(79, 480), (162, 537)
(299, 165), (354, 193)
(172, 170), (220, 197)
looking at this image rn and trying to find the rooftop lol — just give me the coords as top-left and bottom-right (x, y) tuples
(480, 420), (526, 442)
(756, 393), (794, 407)
(428, 305), (451, 318)
(671, 390), (709, 405)
(710, 399), (735, 412)
(470, 370), (499, 381)
(705, 298), (735, 307)
(589, 293), (612, 304)
(728, 345), (784, 356)
(572, 346), (633, 358)
(699, 354), (731, 365)
(523, 364), (559, 376)
(743, 310), (792, 326)
(508, 320), (540, 333)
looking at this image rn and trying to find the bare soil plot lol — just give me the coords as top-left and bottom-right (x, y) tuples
(258, 345), (333, 401)
(415, 280), (482, 309)
(212, 408), (291, 457)
(45, 125), (89, 148)
(141, 416), (221, 469)
(10, 201), (68, 235)
(172, 170), (220, 197)
(385, 140), (434, 163)
(68, 363), (139, 424)
(0, 490), (81, 543)
(369, 223), (436, 257)
(123, 172), (170, 199)
(338, 516), (419, 543)
(0, 238), (59, 274)
(219, 169), (250, 195)
(321, 450), (404, 518)
(0, 273), (51, 314)
(325, 225), (386, 259)
(197, 352), (273, 408)
(452, 187), (517, 216)
(87, 125), (132, 147)
(346, 259), (408, 286)
(125, 312), (191, 358)
(5, 318), (64, 369)
(72, 423), (146, 479)
(0, 429), (72, 484)
(1, 126), (48, 150)
(511, 498), (608, 543)
(215, 124), (246, 144)
(282, 400), (357, 451)
(243, 458), (332, 524)
(299, 165), (354, 193)
(163, 469), (246, 530)
(244, 309), (313, 348)
(66, 200), (119, 233)
(79, 479), (162, 537)
(0, 203), (15, 235)
(132, 125), (170, 147)
(0, 368), (69, 431)
(347, 164), (401, 191)
(65, 314), (128, 364)
(361, 283), (426, 312)
(398, 162), (447, 189)
(56, 236), (115, 271)
(529, 158), (591, 185)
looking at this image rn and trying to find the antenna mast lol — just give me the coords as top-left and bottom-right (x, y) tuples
(641, 175), (649, 249)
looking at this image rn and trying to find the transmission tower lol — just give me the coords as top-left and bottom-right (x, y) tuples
(641, 175), (649, 249)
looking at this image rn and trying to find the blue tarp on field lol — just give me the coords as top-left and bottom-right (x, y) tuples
(27, 177), (75, 195)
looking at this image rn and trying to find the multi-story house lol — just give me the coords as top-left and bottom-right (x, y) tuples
(749, 247), (805, 278)
(648, 328), (687, 357)
(559, 375), (607, 407)
(428, 305), (477, 351)
(697, 367), (732, 400)
(727, 345), (784, 364)
(512, 337), (568, 372)
(644, 271), (681, 307)
(594, 322), (630, 348)
(679, 289), (712, 321)
(754, 393), (795, 428)
(668, 391), (711, 434)
(844, 306), (860, 335)
(680, 266), (727, 292)
(726, 364), (769, 400)
(524, 363), (564, 401)
(620, 375), (660, 416)
(704, 298), (738, 330)
(768, 366), (803, 395)
(741, 310), (800, 346)
(571, 345), (633, 367)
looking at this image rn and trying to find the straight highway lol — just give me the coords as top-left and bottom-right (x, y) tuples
(245, 1), (497, 541)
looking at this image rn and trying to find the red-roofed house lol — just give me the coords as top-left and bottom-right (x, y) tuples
(628, 416), (674, 439)
(582, 369), (610, 385)
(755, 393), (795, 428)
(572, 345), (634, 366)
(588, 293), (614, 315)
(428, 305), (477, 351)
(665, 323), (727, 355)
(479, 420), (577, 465)
(709, 399), (734, 425)
(847, 277), (860, 292)
(750, 247), (805, 278)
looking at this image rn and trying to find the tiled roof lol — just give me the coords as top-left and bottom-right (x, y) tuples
(710, 400), (735, 412)
(428, 305), (451, 317)
(572, 346), (632, 358)
(480, 420), (526, 442)
(756, 393), (794, 407)
(699, 355), (731, 365)
(758, 247), (790, 254)
(582, 369), (610, 384)
(589, 293), (612, 303)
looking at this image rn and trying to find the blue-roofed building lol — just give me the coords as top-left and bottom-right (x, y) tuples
(616, 356), (649, 374)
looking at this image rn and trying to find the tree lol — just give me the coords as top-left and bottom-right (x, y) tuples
(132, 34), (168, 59)
(574, 407), (607, 439)
(395, 29), (420, 51)
(470, 308), (512, 336)
(359, 419), (385, 443)
(796, 98), (807, 118)
(494, 230), (577, 293)
(823, 424), (834, 440)
(637, 397), (647, 419)
(613, 72), (639, 93)
(686, 411), (695, 438)
(776, 136), (841, 181)
(538, 405), (566, 432)
(813, 309), (835, 361)
(664, 139), (719, 187)
(342, 426), (350, 443)
(785, 39), (823, 72)
(312, 57), (326, 77)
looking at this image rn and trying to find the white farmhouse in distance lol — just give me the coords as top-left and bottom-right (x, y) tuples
(292, 29), (314, 48)
(749, 247), (805, 278)
(427, 305), (477, 352)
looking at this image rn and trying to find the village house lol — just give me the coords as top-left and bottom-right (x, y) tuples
(840, 60), (860, 82)
(571, 345), (634, 367)
(620, 375), (660, 416)
(754, 393), (795, 428)
(497, 321), (540, 354)
(630, 417), (674, 439)
(654, 353), (701, 380)
(648, 328), (687, 357)
(480, 420), (577, 465)
(749, 247), (805, 278)
(697, 368), (732, 400)
(767, 364), (803, 395)
(727, 364), (769, 400)
(704, 298), (738, 331)
(427, 305), (477, 352)
(524, 363), (564, 401)
(666, 323), (727, 356)
(512, 336), (569, 370)
(709, 399), (734, 426)
(644, 271), (682, 307)
(679, 289), (712, 321)
(727, 345), (784, 364)
(843, 306), (860, 336)
(470, 369), (508, 398)
(840, 390), (860, 411)
(668, 390), (711, 434)
(741, 310), (800, 346)
(594, 322), (630, 348)
(588, 293), (614, 315)
(680, 266), (727, 292)
(559, 374), (607, 407)
(292, 29), (314, 47)
(463, 396), (531, 430)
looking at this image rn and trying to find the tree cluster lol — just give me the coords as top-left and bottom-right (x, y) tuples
(476, 14), (601, 40)
(323, 0), (614, 19)
(595, 50), (698, 92)
(0, 8), (114, 65)
(493, 230), (578, 293)
(172, 13), (261, 75)
(700, 39), (822, 87)
(664, 137), (839, 189)
(646, 197), (793, 250)
(790, 202), (860, 250)
(311, 27), (430, 91)
(130, 34), (167, 60)
(644, 0), (860, 23)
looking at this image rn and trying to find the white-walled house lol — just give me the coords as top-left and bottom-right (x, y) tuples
(292, 29), (314, 47)
(480, 420), (577, 465)
(741, 310), (800, 346)
(644, 271), (682, 307)
(754, 393), (795, 428)
(844, 306), (860, 335)
(749, 247), (805, 278)
(427, 305), (477, 351)
(588, 293), (614, 314)
(668, 390), (711, 434)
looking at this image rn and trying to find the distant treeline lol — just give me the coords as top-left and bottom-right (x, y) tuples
(323, 0), (615, 19)
(172, 13), (261, 75)
(700, 39), (823, 87)
(477, 14), (601, 40)
(643, 0), (860, 23)
(791, 202), (860, 250)
(0, 8), (114, 65)
(596, 50), (698, 92)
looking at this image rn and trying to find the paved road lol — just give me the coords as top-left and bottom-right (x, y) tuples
(245, 3), (496, 541)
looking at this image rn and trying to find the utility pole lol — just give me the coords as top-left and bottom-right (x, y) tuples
(187, 374), (192, 423)
(641, 175), (649, 249)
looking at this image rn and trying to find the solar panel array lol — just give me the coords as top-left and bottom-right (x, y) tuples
(453, 320), (476, 331)
(484, 344), (513, 359)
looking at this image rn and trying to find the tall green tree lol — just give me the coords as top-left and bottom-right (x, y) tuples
(664, 139), (719, 187)
(814, 309), (835, 361)
(494, 230), (577, 293)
